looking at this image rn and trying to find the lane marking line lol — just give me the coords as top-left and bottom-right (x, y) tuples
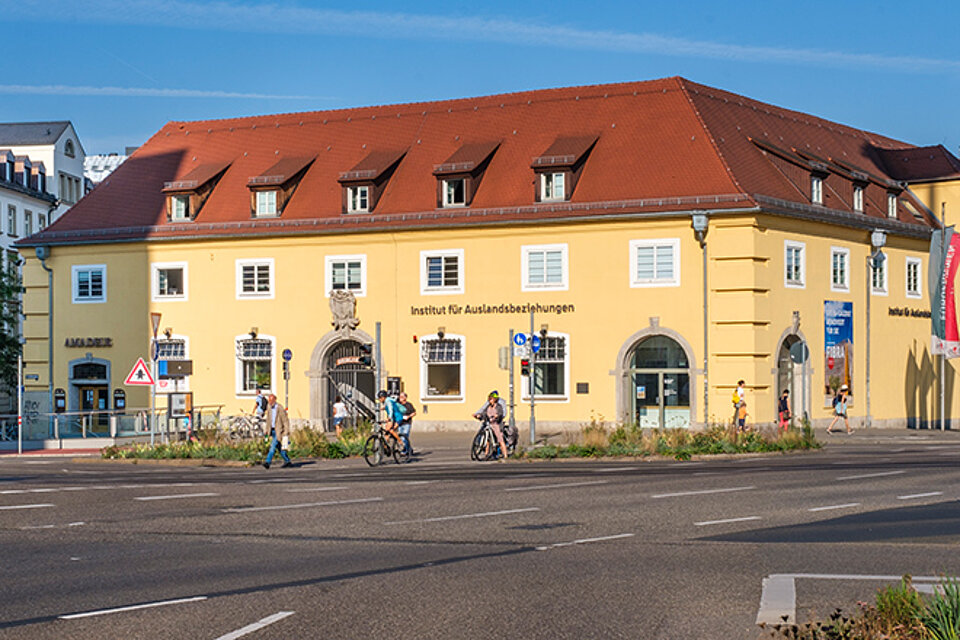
(808, 503), (860, 512)
(535, 533), (635, 551)
(285, 486), (347, 493)
(593, 467), (636, 473)
(694, 516), (761, 527)
(836, 470), (906, 481)
(214, 611), (295, 640)
(134, 493), (220, 501)
(504, 480), (608, 492)
(223, 497), (383, 513)
(385, 507), (540, 525)
(0, 503), (54, 510)
(652, 486), (755, 499)
(897, 491), (944, 500)
(58, 596), (208, 620)
(403, 480), (439, 485)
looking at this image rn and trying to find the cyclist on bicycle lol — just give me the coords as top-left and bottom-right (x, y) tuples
(472, 391), (509, 460)
(377, 390), (405, 444)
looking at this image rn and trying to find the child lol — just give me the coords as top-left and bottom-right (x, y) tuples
(737, 401), (748, 433)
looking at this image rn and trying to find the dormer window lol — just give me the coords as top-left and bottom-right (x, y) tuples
(532, 135), (597, 203)
(853, 185), (864, 212)
(170, 195), (190, 220)
(433, 141), (500, 209)
(541, 172), (566, 201)
(64, 139), (75, 158)
(347, 186), (369, 213)
(162, 161), (231, 223)
(255, 190), (278, 217)
(442, 178), (466, 207)
(887, 192), (898, 218)
(0, 150), (14, 183)
(248, 156), (313, 219)
(811, 175), (823, 205)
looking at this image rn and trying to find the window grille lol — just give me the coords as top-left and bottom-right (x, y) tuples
(237, 339), (272, 360)
(423, 339), (461, 362)
(156, 339), (186, 359)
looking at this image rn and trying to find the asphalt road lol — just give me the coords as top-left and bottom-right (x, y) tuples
(1, 430), (959, 640)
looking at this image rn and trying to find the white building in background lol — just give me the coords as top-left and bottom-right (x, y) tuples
(0, 121), (86, 220)
(84, 152), (129, 186)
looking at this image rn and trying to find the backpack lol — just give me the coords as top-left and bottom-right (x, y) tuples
(832, 394), (840, 408)
(732, 390), (740, 406)
(256, 395), (268, 412)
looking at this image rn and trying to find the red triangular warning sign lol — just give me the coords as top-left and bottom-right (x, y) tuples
(125, 358), (155, 386)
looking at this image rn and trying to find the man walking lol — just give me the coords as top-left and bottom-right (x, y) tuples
(263, 393), (293, 469)
(397, 391), (416, 456)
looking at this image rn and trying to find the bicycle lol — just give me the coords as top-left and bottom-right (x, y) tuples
(470, 415), (515, 461)
(363, 421), (409, 466)
(221, 413), (264, 442)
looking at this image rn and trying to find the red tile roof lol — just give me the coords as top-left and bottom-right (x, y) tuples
(24, 77), (946, 246)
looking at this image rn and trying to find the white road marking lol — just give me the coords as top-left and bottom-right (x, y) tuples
(58, 596), (208, 620)
(385, 507), (540, 525)
(504, 480), (609, 492)
(223, 497), (383, 513)
(134, 493), (220, 501)
(331, 473), (369, 478)
(403, 480), (439, 485)
(20, 524), (55, 529)
(652, 486), (754, 499)
(694, 516), (761, 527)
(593, 467), (637, 473)
(692, 471), (720, 476)
(0, 503), (54, 510)
(808, 503), (860, 512)
(285, 486), (347, 493)
(23, 461), (54, 464)
(535, 533), (635, 551)
(247, 479), (293, 484)
(836, 470), (906, 481)
(215, 611), (295, 640)
(897, 491), (944, 500)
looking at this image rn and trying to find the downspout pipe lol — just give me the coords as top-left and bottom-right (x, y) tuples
(35, 245), (53, 437)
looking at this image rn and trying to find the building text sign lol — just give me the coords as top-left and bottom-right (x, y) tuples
(824, 301), (853, 396)
(411, 302), (575, 316)
(65, 337), (113, 347)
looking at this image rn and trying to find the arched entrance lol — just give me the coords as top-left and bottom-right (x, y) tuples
(626, 335), (692, 429)
(775, 330), (810, 422)
(308, 330), (376, 431)
(69, 356), (111, 430)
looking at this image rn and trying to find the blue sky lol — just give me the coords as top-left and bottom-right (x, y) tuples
(1, 0), (957, 156)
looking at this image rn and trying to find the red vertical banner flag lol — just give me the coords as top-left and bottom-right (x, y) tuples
(931, 228), (960, 358)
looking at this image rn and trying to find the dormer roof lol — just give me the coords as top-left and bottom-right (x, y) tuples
(339, 149), (406, 183)
(162, 161), (231, 193)
(248, 156), (314, 188)
(433, 141), (500, 176)
(531, 135), (598, 169)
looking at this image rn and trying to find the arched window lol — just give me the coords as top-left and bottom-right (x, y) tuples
(64, 139), (75, 158)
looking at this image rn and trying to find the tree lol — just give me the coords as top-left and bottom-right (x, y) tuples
(0, 262), (22, 388)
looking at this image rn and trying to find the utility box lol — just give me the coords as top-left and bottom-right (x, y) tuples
(168, 392), (193, 418)
(159, 360), (193, 379)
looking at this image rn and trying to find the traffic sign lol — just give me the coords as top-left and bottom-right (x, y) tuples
(150, 339), (158, 361)
(125, 358), (155, 386)
(513, 333), (527, 347)
(282, 348), (293, 362)
(531, 335), (542, 353)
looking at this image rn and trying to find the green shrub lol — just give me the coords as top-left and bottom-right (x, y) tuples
(922, 577), (960, 640)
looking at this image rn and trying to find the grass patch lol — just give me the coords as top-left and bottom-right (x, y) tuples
(520, 418), (820, 460)
(763, 575), (960, 639)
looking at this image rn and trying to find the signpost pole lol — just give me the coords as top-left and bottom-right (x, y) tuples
(941, 203), (947, 432)
(17, 354), (22, 455)
(508, 330), (515, 436)
(529, 311), (536, 445)
(149, 313), (161, 446)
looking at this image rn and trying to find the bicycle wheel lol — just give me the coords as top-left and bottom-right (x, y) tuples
(396, 435), (412, 464)
(472, 429), (493, 461)
(363, 434), (383, 467)
(384, 434), (402, 464)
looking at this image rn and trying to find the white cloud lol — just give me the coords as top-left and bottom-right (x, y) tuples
(0, 84), (315, 99)
(7, 0), (960, 74)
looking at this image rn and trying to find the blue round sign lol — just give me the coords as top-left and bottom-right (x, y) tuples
(513, 333), (527, 346)
(531, 335), (542, 353)
(282, 348), (293, 362)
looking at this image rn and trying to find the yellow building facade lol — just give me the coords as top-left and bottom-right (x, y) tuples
(14, 78), (959, 439)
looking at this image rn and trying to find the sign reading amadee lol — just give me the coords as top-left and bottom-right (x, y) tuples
(64, 337), (113, 347)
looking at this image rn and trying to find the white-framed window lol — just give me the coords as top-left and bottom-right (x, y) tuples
(887, 193), (898, 218)
(38, 212), (46, 229)
(235, 334), (275, 395)
(630, 239), (680, 287)
(871, 255), (888, 296)
(325, 254), (366, 297)
(236, 259), (274, 299)
(521, 333), (570, 401)
(784, 241), (805, 289)
(853, 185), (864, 213)
(541, 172), (565, 201)
(170, 195), (190, 220)
(442, 178), (466, 207)
(7, 205), (16, 236)
(24, 211), (32, 236)
(347, 186), (369, 213)
(151, 262), (188, 301)
(157, 335), (191, 392)
(830, 247), (850, 292)
(255, 190), (278, 217)
(811, 175), (823, 205)
(420, 249), (464, 295)
(419, 334), (465, 402)
(522, 244), (568, 291)
(72, 264), (106, 303)
(906, 257), (922, 299)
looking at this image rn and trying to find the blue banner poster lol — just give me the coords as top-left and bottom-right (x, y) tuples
(824, 301), (853, 396)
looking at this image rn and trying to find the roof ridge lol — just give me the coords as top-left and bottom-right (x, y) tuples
(675, 78), (752, 201)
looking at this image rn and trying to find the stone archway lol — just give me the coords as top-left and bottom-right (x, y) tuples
(614, 319), (698, 427)
(307, 328), (375, 428)
(774, 324), (811, 422)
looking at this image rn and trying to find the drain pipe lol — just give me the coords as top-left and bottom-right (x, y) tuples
(35, 245), (53, 437)
(692, 213), (709, 428)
